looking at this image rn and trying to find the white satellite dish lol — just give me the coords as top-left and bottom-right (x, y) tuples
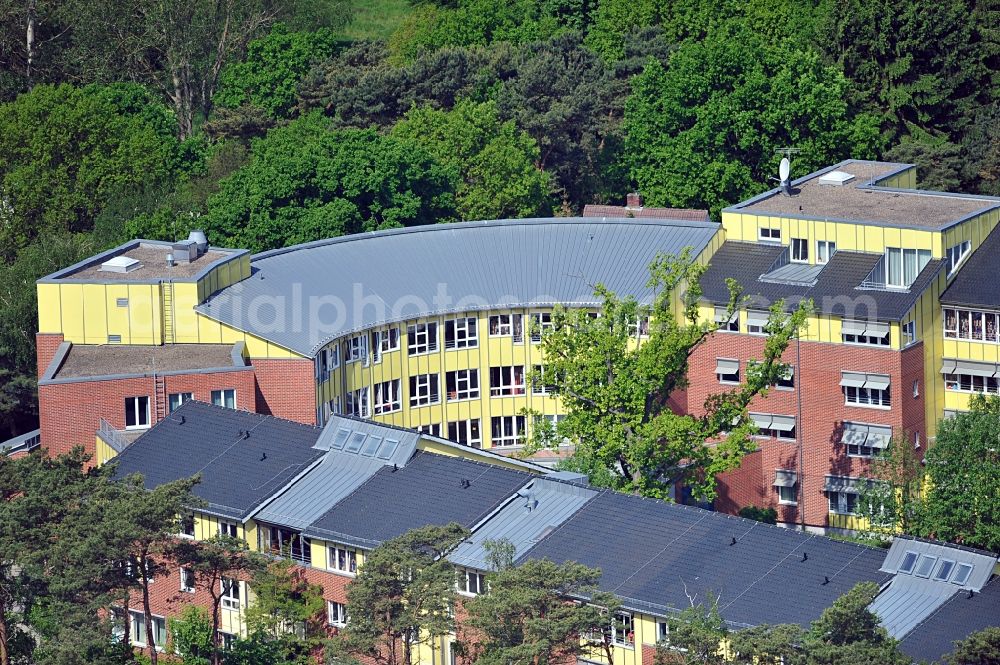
(779, 157), (790, 182)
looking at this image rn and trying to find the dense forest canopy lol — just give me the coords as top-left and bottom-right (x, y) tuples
(0, 0), (997, 435)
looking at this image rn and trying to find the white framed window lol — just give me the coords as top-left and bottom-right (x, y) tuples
(791, 238), (809, 262)
(457, 568), (486, 596)
(844, 386), (891, 408)
(885, 247), (931, 288)
(944, 307), (1000, 343)
(328, 545), (357, 576)
(714, 306), (739, 332)
(757, 424), (796, 441)
(218, 631), (236, 650)
(417, 423), (441, 436)
(346, 335), (368, 363)
(180, 567), (195, 593)
(529, 312), (553, 342)
(329, 396), (343, 416)
(125, 396), (150, 430)
(943, 373), (1000, 394)
(179, 514), (195, 539)
(902, 320), (916, 346)
(817, 240), (836, 264)
(609, 611), (635, 648)
(913, 379), (920, 398)
(715, 358), (740, 384)
(218, 520), (238, 538)
(758, 227), (781, 242)
(531, 365), (557, 394)
(746, 311), (769, 335)
(407, 322), (439, 355)
(370, 328), (400, 363)
(327, 600), (348, 628)
(260, 525), (311, 564)
(776, 366), (794, 390)
(656, 620), (670, 645)
(346, 387), (370, 418)
(409, 374), (440, 407)
(168, 392), (192, 413)
(489, 313), (523, 342)
(446, 369), (479, 401)
(777, 485), (797, 505)
(221, 577), (241, 610)
(129, 610), (166, 649)
(211, 389), (236, 409)
(448, 419), (481, 448)
(491, 416), (525, 447)
(373, 380), (402, 414)
(629, 316), (650, 338)
(946, 240), (971, 275)
(445, 317), (478, 349)
(490, 365), (526, 396)
(828, 491), (859, 515)
(842, 320), (891, 346)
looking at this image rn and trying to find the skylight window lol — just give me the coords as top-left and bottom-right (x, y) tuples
(914, 555), (937, 578)
(952, 563), (974, 586)
(898, 551), (919, 574)
(331, 428), (351, 450)
(934, 560), (955, 582)
(377, 438), (400, 460)
(346, 432), (367, 453)
(361, 436), (382, 457)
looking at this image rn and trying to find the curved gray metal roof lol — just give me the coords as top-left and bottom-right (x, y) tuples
(195, 217), (720, 356)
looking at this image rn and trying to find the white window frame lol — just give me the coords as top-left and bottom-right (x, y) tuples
(221, 577), (241, 611)
(944, 307), (1000, 343)
(609, 611), (635, 648)
(817, 240), (836, 264)
(902, 320), (916, 346)
(327, 545), (358, 576)
(758, 227), (781, 242)
(791, 237), (809, 263)
(371, 328), (400, 363)
(180, 567), (195, 593)
(346, 387), (370, 418)
(885, 247), (931, 288)
(456, 568), (486, 596)
(490, 365), (526, 397)
(446, 369), (479, 401)
(716, 359), (740, 385)
(417, 423), (441, 436)
(125, 396), (150, 430)
(529, 312), (553, 343)
(409, 374), (440, 407)
(489, 313), (523, 342)
(130, 610), (166, 650)
(491, 416), (525, 447)
(210, 389), (236, 409)
(346, 335), (368, 364)
(327, 600), (348, 628)
(946, 240), (971, 275)
(777, 484), (797, 505)
(373, 380), (402, 415)
(532, 365), (555, 395)
(445, 317), (478, 349)
(218, 520), (238, 538)
(448, 419), (482, 448)
(407, 322), (439, 356)
(844, 385), (891, 408)
(179, 513), (195, 539)
(944, 373), (1000, 395)
(168, 392), (192, 413)
(629, 316), (650, 338)
(828, 490), (859, 515)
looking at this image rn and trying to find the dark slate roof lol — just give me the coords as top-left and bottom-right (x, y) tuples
(940, 224), (1000, 308)
(898, 576), (1000, 663)
(196, 217), (720, 356)
(303, 451), (532, 548)
(700, 241), (944, 321)
(113, 401), (324, 519)
(518, 491), (891, 628)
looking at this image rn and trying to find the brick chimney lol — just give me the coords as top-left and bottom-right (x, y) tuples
(625, 192), (643, 209)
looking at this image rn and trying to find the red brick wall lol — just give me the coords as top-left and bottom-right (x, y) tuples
(36, 333), (64, 377)
(251, 358), (316, 425)
(686, 331), (915, 528)
(39, 369), (256, 460)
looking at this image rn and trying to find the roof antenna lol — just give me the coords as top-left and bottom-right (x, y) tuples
(392, 463), (399, 472)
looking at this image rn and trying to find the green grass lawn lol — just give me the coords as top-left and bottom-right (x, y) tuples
(338, 0), (414, 41)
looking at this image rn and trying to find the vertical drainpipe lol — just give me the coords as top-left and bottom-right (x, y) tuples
(796, 333), (806, 531)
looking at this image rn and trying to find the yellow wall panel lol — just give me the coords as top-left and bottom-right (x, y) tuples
(37, 283), (63, 333)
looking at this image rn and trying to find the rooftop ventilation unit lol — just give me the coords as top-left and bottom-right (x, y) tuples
(99, 256), (141, 273)
(818, 170), (855, 186)
(172, 239), (198, 264)
(187, 230), (208, 256)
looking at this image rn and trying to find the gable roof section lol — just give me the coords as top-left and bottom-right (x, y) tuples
(196, 217), (720, 356)
(449, 477), (597, 571)
(251, 416), (418, 529)
(303, 451), (533, 548)
(699, 241), (943, 321)
(898, 576), (1000, 663)
(113, 400), (324, 520)
(518, 491), (890, 628)
(941, 223), (1000, 308)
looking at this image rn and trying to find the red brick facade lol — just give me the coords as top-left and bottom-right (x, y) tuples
(685, 331), (925, 528)
(36, 333), (65, 378)
(39, 369), (257, 459)
(250, 358), (317, 425)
